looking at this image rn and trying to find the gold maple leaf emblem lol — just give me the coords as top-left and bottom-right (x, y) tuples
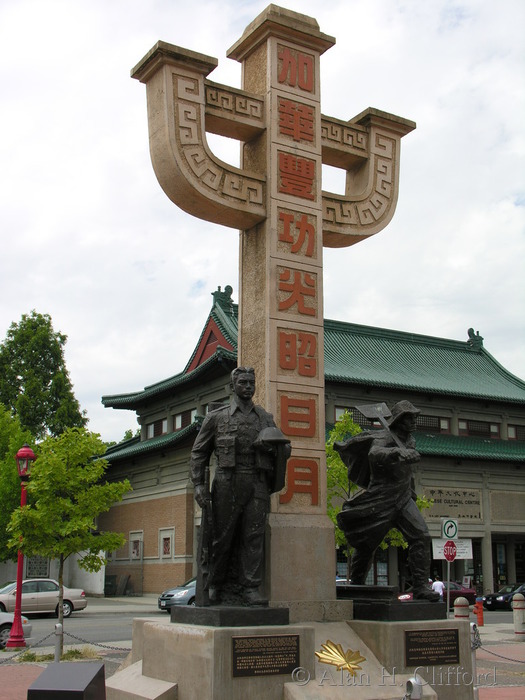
(315, 640), (366, 676)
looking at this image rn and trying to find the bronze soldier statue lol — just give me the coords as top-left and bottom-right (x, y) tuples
(191, 367), (290, 606)
(335, 400), (439, 602)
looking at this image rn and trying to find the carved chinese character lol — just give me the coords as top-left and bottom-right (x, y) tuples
(279, 457), (319, 505)
(278, 153), (315, 200)
(278, 98), (314, 142)
(278, 268), (316, 316)
(278, 211), (316, 257)
(280, 395), (317, 437)
(279, 330), (317, 377)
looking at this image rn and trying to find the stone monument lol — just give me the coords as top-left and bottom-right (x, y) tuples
(106, 6), (475, 699)
(130, 4), (415, 618)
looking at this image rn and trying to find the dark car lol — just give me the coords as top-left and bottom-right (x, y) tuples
(482, 583), (525, 611)
(158, 577), (196, 611)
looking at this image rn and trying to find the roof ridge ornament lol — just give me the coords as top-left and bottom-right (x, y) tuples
(467, 328), (484, 351)
(212, 285), (234, 310)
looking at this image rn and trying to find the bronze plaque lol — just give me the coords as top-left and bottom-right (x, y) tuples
(232, 634), (300, 677)
(405, 628), (460, 665)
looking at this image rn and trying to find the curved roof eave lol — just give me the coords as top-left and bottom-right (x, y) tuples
(102, 346), (237, 410)
(105, 422), (200, 462)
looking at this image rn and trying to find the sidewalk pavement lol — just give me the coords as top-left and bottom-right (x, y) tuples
(0, 598), (523, 699)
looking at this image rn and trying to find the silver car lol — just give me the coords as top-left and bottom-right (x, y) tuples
(0, 611), (32, 648)
(0, 578), (87, 618)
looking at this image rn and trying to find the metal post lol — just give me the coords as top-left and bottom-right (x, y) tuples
(6, 481), (27, 648)
(54, 623), (63, 662)
(470, 622), (480, 700)
(446, 560), (451, 617)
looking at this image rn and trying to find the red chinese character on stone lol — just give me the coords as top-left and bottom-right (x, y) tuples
(278, 212), (315, 257)
(278, 268), (316, 316)
(279, 330), (317, 377)
(278, 98), (314, 142)
(280, 395), (317, 438)
(279, 458), (319, 505)
(278, 153), (315, 201)
(277, 46), (314, 92)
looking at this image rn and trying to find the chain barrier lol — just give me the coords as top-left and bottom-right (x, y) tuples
(62, 630), (130, 652)
(0, 629), (129, 663)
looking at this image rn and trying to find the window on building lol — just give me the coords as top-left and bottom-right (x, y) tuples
(130, 532), (143, 560)
(508, 425), (525, 441)
(174, 409), (197, 431)
(335, 406), (382, 429)
(458, 419), (500, 438)
(159, 528), (174, 559)
(146, 419), (168, 439)
(416, 415), (450, 433)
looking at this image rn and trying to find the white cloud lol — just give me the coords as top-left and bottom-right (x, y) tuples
(1, 0), (523, 441)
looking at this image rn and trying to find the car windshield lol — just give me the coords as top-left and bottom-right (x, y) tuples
(0, 582), (16, 594)
(497, 585), (515, 593)
(182, 578), (196, 588)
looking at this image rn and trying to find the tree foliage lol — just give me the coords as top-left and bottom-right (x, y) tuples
(7, 427), (131, 640)
(326, 411), (433, 578)
(0, 311), (87, 439)
(0, 404), (34, 561)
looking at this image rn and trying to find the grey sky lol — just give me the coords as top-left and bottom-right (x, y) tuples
(1, 0), (523, 442)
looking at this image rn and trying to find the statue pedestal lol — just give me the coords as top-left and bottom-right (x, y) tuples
(336, 584), (447, 622)
(106, 615), (480, 699)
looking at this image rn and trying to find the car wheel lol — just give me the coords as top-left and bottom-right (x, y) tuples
(62, 601), (73, 618)
(188, 598), (196, 606)
(0, 624), (11, 650)
(0, 603), (6, 613)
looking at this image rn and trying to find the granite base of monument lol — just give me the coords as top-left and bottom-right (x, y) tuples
(349, 618), (475, 700)
(105, 616), (444, 699)
(171, 604), (289, 626)
(337, 584), (447, 621)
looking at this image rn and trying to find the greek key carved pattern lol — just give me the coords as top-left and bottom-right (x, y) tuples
(320, 118), (368, 154)
(173, 74), (264, 207)
(206, 86), (264, 122)
(322, 132), (397, 232)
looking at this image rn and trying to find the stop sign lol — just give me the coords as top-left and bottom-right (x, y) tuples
(444, 540), (457, 562)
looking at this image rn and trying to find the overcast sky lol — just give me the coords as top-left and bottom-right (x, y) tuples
(1, 0), (523, 443)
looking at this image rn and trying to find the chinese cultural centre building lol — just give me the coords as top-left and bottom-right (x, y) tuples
(99, 286), (525, 597)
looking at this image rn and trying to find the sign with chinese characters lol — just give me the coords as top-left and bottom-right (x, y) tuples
(424, 488), (482, 521)
(405, 629), (460, 666)
(232, 634), (300, 677)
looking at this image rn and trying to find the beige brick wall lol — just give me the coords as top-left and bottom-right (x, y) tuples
(99, 492), (195, 593)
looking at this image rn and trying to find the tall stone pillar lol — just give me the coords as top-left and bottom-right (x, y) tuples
(227, 7), (335, 610)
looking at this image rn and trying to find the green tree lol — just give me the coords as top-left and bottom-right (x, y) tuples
(0, 311), (87, 439)
(326, 411), (433, 580)
(0, 404), (34, 561)
(7, 427), (131, 649)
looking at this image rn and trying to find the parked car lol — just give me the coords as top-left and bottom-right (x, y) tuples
(158, 578), (196, 611)
(482, 583), (525, 611)
(0, 579), (87, 618)
(442, 581), (477, 607)
(0, 611), (32, 649)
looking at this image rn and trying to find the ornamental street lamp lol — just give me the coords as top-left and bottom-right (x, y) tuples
(6, 444), (36, 648)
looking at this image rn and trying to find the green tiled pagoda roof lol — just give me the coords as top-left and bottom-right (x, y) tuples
(104, 423), (200, 461)
(415, 432), (525, 461)
(103, 300), (525, 409)
(323, 320), (525, 403)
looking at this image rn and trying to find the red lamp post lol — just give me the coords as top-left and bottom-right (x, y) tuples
(6, 444), (36, 648)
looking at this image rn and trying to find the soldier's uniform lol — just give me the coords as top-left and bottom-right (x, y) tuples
(190, 396), (278, 602)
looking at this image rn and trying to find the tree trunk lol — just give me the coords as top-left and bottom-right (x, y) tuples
(57, 554), (64, 657)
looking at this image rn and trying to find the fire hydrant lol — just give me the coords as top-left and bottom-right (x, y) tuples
(473, 597), (484, 626)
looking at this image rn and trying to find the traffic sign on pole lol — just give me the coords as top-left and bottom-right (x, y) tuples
(444, 540), (457, 562)
(441, 518), (458, 540)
